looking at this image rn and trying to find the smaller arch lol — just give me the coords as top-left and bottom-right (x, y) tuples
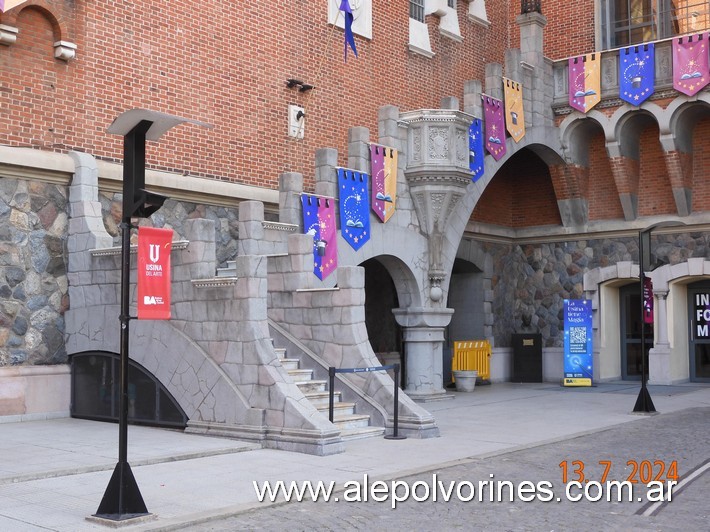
(612, 107), (661, 160)
(3, 1), (70, 43)
(666, 99), (710, 153)
(560, 115), (606, 167)
(365, 254), (423, 310)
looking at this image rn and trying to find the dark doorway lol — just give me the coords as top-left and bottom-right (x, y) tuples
(362, 258), (402, 385)
(620, 283), (652, 380)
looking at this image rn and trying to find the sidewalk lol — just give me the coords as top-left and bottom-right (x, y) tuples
(1, 382), (709, 531)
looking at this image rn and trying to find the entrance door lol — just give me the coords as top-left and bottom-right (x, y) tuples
(687, 282), (710, 382)
(620, 283), (652, 380)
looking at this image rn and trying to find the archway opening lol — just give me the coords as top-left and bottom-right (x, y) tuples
(362, 258), (402, 384)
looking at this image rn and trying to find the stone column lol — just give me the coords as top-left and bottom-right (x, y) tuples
(648, 290), (673, 385)
(393, 308), (454, 402)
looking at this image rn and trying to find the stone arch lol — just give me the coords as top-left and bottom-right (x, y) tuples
(584, 261), (639, 381)
(666, 97), (710, 152)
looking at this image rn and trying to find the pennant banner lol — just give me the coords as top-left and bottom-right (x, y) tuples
(503, 78), (525, 143)
(301, 194), (338, 280)
(482, 95), (506, 161)
(340, 0), (358, 60)
(137, 227), (173, 320)
(569, 53), (601, 113)
(620, 44), (655, 105)
(468, 118), (484, 182)
(370, 143), (397, 223)
(673, 33), (710, 96)
(338, 168), (370, 250)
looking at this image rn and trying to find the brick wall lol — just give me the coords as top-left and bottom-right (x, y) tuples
(0, 1), (509, 191)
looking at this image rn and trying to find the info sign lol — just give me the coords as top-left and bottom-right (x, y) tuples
(693, 292), (710, 340)
(563, 299), (593, 387)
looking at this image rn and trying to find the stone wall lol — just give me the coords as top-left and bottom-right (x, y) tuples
(98, 192), (241, 269)
(486, 232), (710, 348)
(0, 177), (69, 366)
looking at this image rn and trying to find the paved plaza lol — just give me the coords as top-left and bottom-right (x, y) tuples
(1, 382), (708, 531)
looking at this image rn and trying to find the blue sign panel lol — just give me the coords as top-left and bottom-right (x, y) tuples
(563, 299), (593, 387)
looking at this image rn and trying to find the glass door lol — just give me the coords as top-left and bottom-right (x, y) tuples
(620, 283), (653, 380)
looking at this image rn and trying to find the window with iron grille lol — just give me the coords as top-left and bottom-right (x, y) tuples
(410, 0), (425, 22)
(601, 0), (710, 49)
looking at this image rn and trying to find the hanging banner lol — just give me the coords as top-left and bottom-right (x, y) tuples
(620, 43), (655, 105)
(503, 78), (525, 143)
(301, 194), (338, 280)
(137, 227), (173, 320)
(482, 94), (506, 161)
(468, 118), (484, 182)
(672, 32), (710, 96)
(643, 277), (654, 324)
(338, 168), (370, 250)
(369, 143), (397, 223)
(568, 53), (601, 113)
(563, 299), (593, 387)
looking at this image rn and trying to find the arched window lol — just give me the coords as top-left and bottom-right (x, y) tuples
(601, 0), (710, 49)
(70, 351), (187, 428)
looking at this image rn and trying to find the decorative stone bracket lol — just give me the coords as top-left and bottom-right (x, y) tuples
(400, 109), (473, 303)
(0, 24), (18, 45)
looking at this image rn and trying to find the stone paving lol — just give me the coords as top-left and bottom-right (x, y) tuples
(188, 407), (710, 531)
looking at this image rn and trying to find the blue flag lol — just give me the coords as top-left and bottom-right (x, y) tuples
(338, 168), (370, 250)
(340, 0), (358, 60)
(619, 43), (655, 106)
(469, 118), (484, 182)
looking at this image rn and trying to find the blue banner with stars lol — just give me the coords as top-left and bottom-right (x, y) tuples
(619, 43), (655, 106)
(469, 118), (484, 182)
(338, 168), (370, 251)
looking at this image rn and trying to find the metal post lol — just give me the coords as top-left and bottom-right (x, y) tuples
(633, 229), (656, 413)
(384, 363), (406, 440)
(95, 123), (151, 521)
(328, 366), (335, 423)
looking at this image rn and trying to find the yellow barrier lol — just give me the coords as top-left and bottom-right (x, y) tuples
(452, 340), (491, 381)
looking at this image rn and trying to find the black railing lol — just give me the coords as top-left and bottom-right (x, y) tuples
(328, 363), (406, 440)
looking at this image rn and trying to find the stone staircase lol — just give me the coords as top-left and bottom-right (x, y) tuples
(274, 347), (385, 441)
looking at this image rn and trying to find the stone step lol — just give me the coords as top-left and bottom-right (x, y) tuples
(296, 380), (327, 393)
(304, 391), (342, 406)
(287, 369), (313, 382)
(274, 347), (287, 359)
(332, 414), (370, 430)
(280, 358), (300, 371)
(316, 402), (356, 417)
(340, 426), (386, 442)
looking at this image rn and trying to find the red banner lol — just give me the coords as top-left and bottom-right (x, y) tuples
(137, 227), (173, 320)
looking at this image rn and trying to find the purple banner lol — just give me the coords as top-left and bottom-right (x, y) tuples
(673, 32), (710, 96)
(482, 95), (506, 161)
(370, 143), (397, 223)
(643, 277), (654, 324)
(620, 43), (655, 105)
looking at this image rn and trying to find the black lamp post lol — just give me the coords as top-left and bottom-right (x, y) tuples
(633, 221), (684, 413)
(93, 109), (210, 522)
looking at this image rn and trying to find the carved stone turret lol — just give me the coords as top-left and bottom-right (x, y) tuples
(400, 108), (473, 304)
